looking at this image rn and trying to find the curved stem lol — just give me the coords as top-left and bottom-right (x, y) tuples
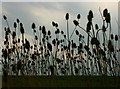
(78, 25), (92, 38)
(96, 29), (102, 38)
(61, 34), (69, 42)
(70, 19), (80, 40)
(70, 26), (77, 40)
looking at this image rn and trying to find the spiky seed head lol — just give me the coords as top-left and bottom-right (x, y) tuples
(89, 10), (93, 18)
(103, 9), (108, 17)
(75, 30), (79, 35)
(73, 20), (79, 26)
(115, 35), (118, 41)
(14, 22), (17, 28)
(52, 21), (56, 27)
(3, 15), (7, 20)
(77, 14), (81, 19)
(32, 23), (36, 29)
(95, 24), (99, 30)
(16, 18), (20, 23)
(65, 13), (69, 20)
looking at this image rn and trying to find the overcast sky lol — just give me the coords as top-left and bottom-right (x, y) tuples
(1, 2), (118, 46)
(0, 1), (119, 44)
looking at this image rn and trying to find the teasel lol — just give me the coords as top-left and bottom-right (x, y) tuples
(103, 9), (108, 18)
(2, 8), (120, 76)
(3, 15), (12, 47)
(42, 26), (46, 36)
(47, 42), (52, 52)
(20, 22), (25, 54)
(86, 21), (91, 47)
(95, 24), (99, 30)
(32, 23), (36, 37)
(3, 15), (10, 27)
(39, 26), (42, 45)
(16, 18), (20, 38)
(70, 14), (81, 40)
(52, 21), (56, 27)
(77, 14), (81, 20)
(65, 13), (70, 46)
(75, 30), (79, 36)
(25, 38), (30, 51)
(73, 20), (92, 38)
(20, 23), (25, 43)
(114, 35), (118, 51)
(73, 20), (79, 26)
(87, 10), (93, 22)
(13, 22), (17, 33)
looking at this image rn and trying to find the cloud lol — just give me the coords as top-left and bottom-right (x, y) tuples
(30, 4), (65, 25)
(2, 2), (118, 42)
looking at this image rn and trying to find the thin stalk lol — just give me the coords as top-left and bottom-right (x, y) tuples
(103, 32), (106, 50)
(62, 34), (69, 42)
(22, 33), (24, 54)
(91, 45), (94, 75)
(87, 33), (90, 46)
(6, 20), (10, 28)
(96, 29), (102, 38)
(99, 7), (104, 21)
(67, 20), (69, 42)
(39, 29), (41, 46)
(109, 23), (111, 40)
(78, 25), (92, 38)
(91, 23), (95, 37)
(17, 23), (20, 38)
(70, 26), (77, 40)
(70, 19), (80, 40)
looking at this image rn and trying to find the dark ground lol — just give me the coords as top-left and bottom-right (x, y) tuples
(2, 76), (120, 89)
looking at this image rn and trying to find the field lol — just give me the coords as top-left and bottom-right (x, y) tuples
(2, 76), (120, 88)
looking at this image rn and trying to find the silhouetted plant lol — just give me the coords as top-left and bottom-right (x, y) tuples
(77, 14), (81, 20)
(42, 26), (46, 35)
(73, 20), (79, 26)
(14, 22), (17, 29)
(2, 8), (120, 76)
(3, 15), (7, 20)
(16, 18), (20, 23)
(47, 42), (52, 52)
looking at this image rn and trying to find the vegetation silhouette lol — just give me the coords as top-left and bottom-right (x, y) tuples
(1, 8), (120, 76)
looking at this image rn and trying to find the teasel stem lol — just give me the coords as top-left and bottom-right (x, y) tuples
(67, 20), (69, 43)
(6, 19), (10, 28)
(78, 25), (92, 38)
(87, 33), (90, 47)
(96, 29), (102, 38)
(109, 22), (112, 40)
(91, 23), (95, 37)
(99, 7), (104, 21)
(70, 19), (80, 40)
(70, 26), (77, 40)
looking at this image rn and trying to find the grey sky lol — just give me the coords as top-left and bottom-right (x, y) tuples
(1, 0), (119, 2)
(1, 2), (118, 46)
